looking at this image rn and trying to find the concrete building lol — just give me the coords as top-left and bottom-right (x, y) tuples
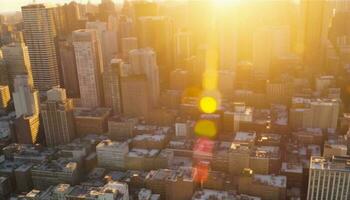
(110, 59), (123, 114)
(252, 26), (290, 79)
(58, 38), (80, 98)
(12, 75), (40, 144)
(21, 4), (60, 92)
(307, 156), (350, 200)
(12, 75), (39, 118)
(96, 140), (129, 169)
(41, 87), (75, 146)
(121, 75), (149, 119)
(174, 31), (192, 65)
(121, 37), (138, 60)
(1, 42), (33, 89)
(31, 158), (79, 189)
(289, 98), (340, 129)
(0, 85), (10, 110)
(108, 116), (138, 141)
(86, 21), (118, 109)
(239, 169), (286, 200)
(169, 68), (189, 91)
(72, 29), (104, 108)
(138, 16), (173, 82)
(128, 48), (160, 107)
(145, 167), (196, 200)
(73, 107), (111, 136)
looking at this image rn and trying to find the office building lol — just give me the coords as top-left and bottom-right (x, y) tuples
(1, 42), (33, 89)
(145, 167), (196, 200)
(175, 31), (192, 65)
(12, 75), (40, 144)
(31, 158), (79, 189)
(129, 48), (160, 106)
(0, 85), (10, 110)
(108, 116), (138, 141)
(239, 169), (286, 200)
(110, 59), (123, 114)
(86, 21), (118, 108)
(41, 87), (75, 146)
(121, 75), (149, 119)
(307, 156), (350, 200)
(73, 107), (111, 136)
(138, 16), (173, 81)
(0, 59), (8, 86)
(96, 140), (129, 169)
(21, 4), (60, 92)
(289, 98), (340, 129)
(58, 38), (80, 98)
(170, 68), (189, 91)
(72, 29), (104, 108)
(12, 75), (39, 118)
(253, 26), (291, 79)
(121, 37), (138, 60)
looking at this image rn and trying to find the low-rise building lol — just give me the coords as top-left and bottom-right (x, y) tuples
(96, 140), (129, 170)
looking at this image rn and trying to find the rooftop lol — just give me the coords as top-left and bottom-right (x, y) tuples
(192, 189), (261, 200)
(234, 132), (256, 143)
(73, 107), (111, 118)
(253, 174), (287, 188)
(310, 156), (350, 171)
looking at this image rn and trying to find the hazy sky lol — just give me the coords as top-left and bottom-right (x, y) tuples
(0, 0), (122, 13)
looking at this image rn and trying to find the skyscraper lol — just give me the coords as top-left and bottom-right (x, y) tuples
(1, 42), (33, 90)
(86, 21), (118, 108)
(58, 38), (80, 98)
(41, 87), (75, 146)
(21, 4), (60, 92)
(13, 75), (39, 118)
(121, 75), (149, 119)
(12, 75), (40, 144)
(110, 59), (123, 114)
(138, 16), (173, 83)
(129, 48), (160, 107)
(307, 156), (350, 200)
(72, 29), (104, 108)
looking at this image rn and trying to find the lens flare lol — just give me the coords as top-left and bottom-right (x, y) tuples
(200, 96), (217, 114)
(194, 119), (217, 138)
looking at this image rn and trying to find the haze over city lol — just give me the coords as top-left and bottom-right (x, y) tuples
(0, 0), (349, 200)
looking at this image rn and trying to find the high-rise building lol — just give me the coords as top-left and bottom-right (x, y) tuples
(0, 85), (10, 110)
(121, 75), (149, 119)
(252, 26), (290, 79)
(41, 87), (75, 146)
(307, 156), (350, 200)
(21, 4), (60, 92)
(86, 21), (118, 108)
(110, 59), (123, 114)
(72, 29), (104, 108)
(170, 68), (189, 91)
(1, 42), (33, 90)
(121, 37), (138, 60)
(98, 0), (116, 22)
(58, 38), (80, 98)
(12, 75), (40, 144)
(175, 31), (192, 65)
(138, 16), (173, 82)
(12, 75), (39, 118)
(129, 48), (160, 107)
(301, 0), (333, 71)
(0, 58), (8, 86)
